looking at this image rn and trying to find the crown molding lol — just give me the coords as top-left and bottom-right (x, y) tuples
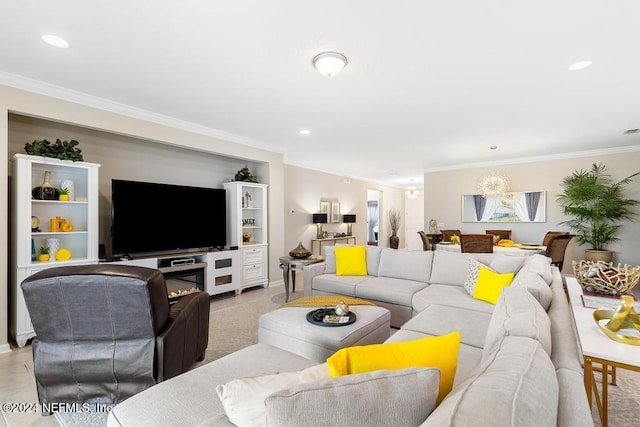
(423, 145), (640, 174)
(0, 71), (285, 155)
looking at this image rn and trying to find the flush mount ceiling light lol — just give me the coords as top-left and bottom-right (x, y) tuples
(312, 52), (348, 77)
(477, 172), (510, 198)
(41, 34), (70, 49)
(568, 60), (592, 71)
(299, 129), (311, 135)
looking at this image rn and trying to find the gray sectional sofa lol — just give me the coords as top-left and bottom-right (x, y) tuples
(107, 247), (593, 426)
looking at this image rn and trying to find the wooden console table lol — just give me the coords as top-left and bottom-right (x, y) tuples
(311, 236), (357, 256)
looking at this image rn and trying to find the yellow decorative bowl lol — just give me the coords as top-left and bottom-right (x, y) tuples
(55, 248), (72, 261)
(573, 260), (640, 296)
(497, 239), (515, 247)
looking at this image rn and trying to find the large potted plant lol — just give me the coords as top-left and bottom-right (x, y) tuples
(556, 163), (639, 262)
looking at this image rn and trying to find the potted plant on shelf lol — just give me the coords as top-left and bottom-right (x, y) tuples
(37, 247), (49, 262)
(58, 187), (70, 201)
(556, 162), (639, 262)
(388, 208), (401, 249)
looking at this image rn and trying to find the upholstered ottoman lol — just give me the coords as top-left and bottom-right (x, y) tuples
(258, 302), (391, 363)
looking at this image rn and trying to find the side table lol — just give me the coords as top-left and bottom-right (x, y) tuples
(279, 256), (323, 302)
(566, 276), (640, 426)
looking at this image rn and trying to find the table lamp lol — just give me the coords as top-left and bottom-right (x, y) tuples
(343, 214), (356, 236)
(312, 213), (328, 239)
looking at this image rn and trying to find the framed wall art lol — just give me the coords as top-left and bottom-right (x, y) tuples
(330, 201), (340, 223)
(320, 200), (330, 216)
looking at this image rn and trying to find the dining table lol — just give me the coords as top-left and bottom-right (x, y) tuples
(435, 242), (546, 256)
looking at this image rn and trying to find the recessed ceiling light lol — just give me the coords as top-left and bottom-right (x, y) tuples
(490, 146), (498, 150)
(568, 61), (592, 71)
(299, 129), (311, 135)
(42, 34), (70, 49)
(624, 129), (639, 134)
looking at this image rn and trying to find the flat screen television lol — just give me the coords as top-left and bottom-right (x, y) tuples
(111, 179), (226, 256)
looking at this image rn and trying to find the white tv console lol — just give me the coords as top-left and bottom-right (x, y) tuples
(111, 249), (241, 296)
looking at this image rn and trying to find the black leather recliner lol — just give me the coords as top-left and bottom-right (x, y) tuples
(21, 264), (210, 410)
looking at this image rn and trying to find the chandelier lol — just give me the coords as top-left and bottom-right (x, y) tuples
(477, 172), (510, 198)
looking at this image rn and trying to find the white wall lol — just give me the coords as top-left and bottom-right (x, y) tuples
(423, 151), (640, 272)
(283, 165), (406, 256)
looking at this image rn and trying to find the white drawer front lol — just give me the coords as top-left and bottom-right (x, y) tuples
(243, 246), (265, 264)
(243, 263), (265, 282)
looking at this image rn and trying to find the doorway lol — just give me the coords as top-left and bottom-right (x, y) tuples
(367, 189), (382, 246)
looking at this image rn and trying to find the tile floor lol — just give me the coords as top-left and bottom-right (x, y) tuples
(0, 285), (284, 427)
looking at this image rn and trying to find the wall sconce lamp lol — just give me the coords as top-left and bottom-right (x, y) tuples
(343, 214), (356, 236)
(312, 213), (328, 239)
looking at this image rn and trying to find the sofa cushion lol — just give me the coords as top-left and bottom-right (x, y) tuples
(377, 248), (432, 282)
(334, 245), (367, 276)
(489, 254), (525, 274)
(355, 277), (428, 307)
(423, 336), (559, 427)
(265, 367), (440, 427)
(216, 363), (330, 427)
(412, 284), (495, 315)
(521, 254), (553, 284)
(511, 270), (553, 310)
(429, 251), (495, 286)
(309, 274), (367, 297)
(472, 266), (514, 305)
(482, 287), (552, 359)
(401, 304), (492, 350)
(365, 245), (382, 277)
(327, 332), (461, 405)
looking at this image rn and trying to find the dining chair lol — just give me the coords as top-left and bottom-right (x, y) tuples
(441, 229), (461, 242)
(485, 229), (512, 241)
(417, 231), (432, 251)
(542, 231), (569, 246)
(544, 234), (575, 270)
(460, 234), (494, 253)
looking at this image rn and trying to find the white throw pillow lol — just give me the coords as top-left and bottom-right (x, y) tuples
(216, 364), (330, 427)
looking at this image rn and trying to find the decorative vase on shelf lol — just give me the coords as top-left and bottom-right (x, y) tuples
(389, 234), (399, 249)
(289, 242), (312, 259)
(32, 171), (59, 200)
(45, 238), (60, 261)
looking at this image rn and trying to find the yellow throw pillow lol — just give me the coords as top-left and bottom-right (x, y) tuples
(327, 332), (461, 405)
(473, 266), (514, 304)
(334, 245), (367, 276)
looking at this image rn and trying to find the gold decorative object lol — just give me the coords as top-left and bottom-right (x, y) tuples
(573, 260), (640, 296)
(289, 241), (312, 259)
(335, 301), (350, 316)
(593, 295), (640, 345)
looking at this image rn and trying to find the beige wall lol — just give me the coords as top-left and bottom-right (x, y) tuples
(283, 165), (406, 256)
(424, 150), (640, 272)
(0, 85), (286, 351)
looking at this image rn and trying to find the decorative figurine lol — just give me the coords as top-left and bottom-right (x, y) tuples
(335, 301), (350, 316)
